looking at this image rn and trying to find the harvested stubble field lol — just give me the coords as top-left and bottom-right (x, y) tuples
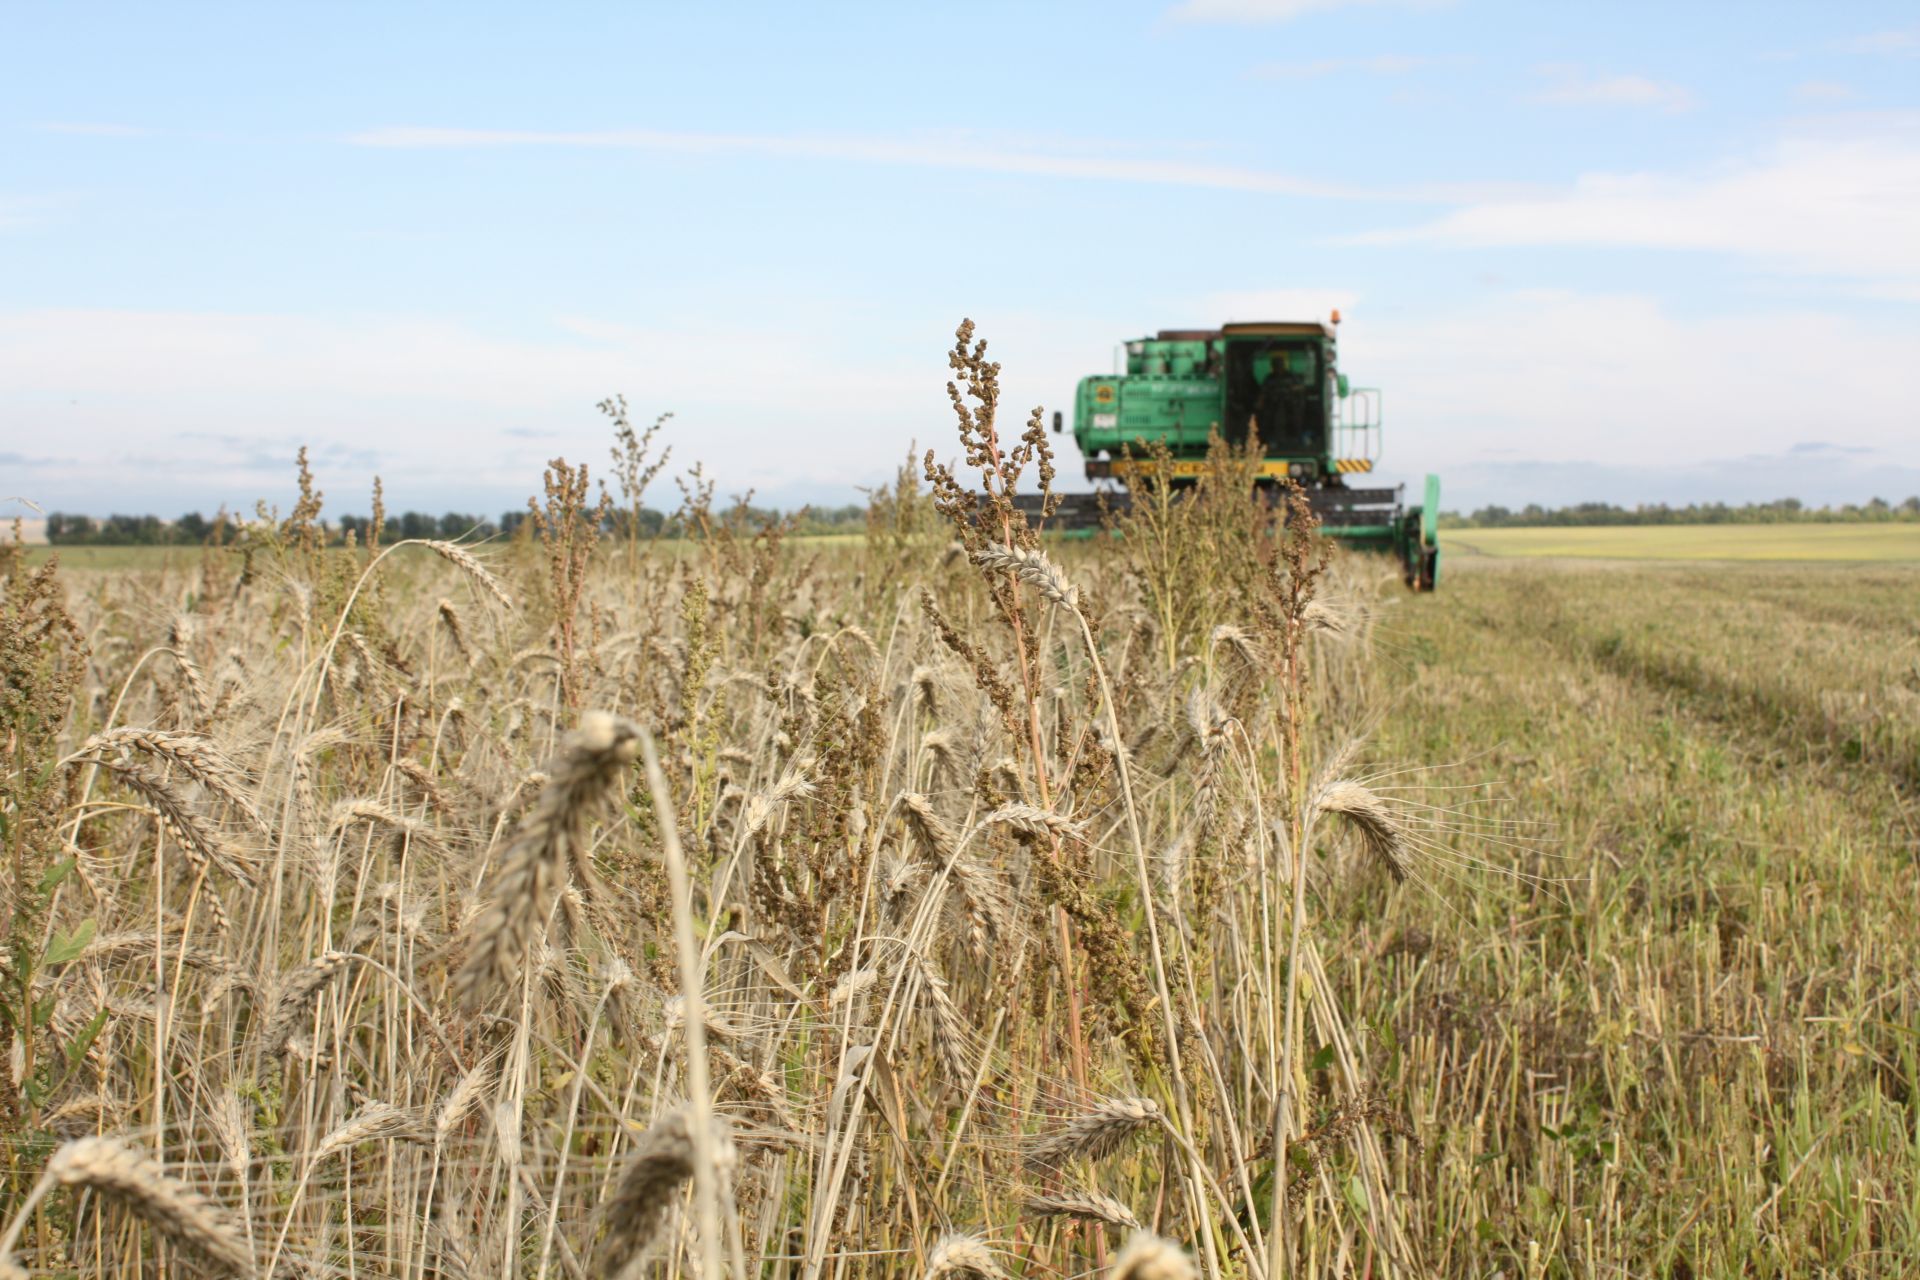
(2, 354), (1916, 1279)
(1443, 524), (1920, 563)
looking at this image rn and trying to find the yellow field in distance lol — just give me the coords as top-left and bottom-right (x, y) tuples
(1445, 522), (1920, 562)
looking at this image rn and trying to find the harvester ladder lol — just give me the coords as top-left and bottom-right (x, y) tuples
(1333, 387), (1383, 466)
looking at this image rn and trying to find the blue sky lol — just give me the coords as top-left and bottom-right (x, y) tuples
(4, 0), (1919, 517)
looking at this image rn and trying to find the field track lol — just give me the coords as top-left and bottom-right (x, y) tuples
(1445, 522), (1920, 561)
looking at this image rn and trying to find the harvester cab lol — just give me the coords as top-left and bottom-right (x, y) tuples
(1030, 317), (1439, 591)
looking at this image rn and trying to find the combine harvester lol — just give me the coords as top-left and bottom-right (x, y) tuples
(1023, 315), (1440, 590)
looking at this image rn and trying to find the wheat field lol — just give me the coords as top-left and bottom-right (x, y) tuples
(2, 328), (1914, 1279)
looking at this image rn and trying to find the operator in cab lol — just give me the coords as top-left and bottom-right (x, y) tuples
(1255, 352), (1305, 452)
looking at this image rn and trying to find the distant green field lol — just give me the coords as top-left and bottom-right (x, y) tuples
(16, 545), (206, 571)
(1445, 522), (1920, 561)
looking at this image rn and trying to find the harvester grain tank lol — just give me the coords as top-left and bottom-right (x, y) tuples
(1032, 315), (1440, 590)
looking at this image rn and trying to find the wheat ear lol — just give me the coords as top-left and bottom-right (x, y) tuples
(44, 1137), (252, 1274)
(1021, 1188), (1143, 1231)
(923, 1231), (1006, 1280)
(1025, 1096), (1163, 1170)
(1309, 778), (1410, 882)
(424, 540), (514, 609)
(452, 711), (640, 1008)
(1111, 1232), (1198, 1280)
(598, 1109), (734, 1274)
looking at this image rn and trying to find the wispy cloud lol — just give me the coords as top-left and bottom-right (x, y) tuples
(1205, 287), (1361, 325)
(1793, 80), (1857, 102)
(1348, 133), (1920, 298)
(1835, 26), (1920, 56)
(349, 125), (1489, 202)
(0, 196), (50, 232)
(1168, 0), (1443, 22)
(1531, 64), (1694, 112)
(38, 122), (152, 137)
(1252, 53), (1451, 80)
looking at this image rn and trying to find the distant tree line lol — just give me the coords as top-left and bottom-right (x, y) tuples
(44, 512), (225, 545)
(1439, 496), (1920, 529)
(42, 504), (872, 545)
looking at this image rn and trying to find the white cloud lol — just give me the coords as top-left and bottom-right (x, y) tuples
(1205, 288), (1361, 326)
(348, 124), (1533, 203)
(1531, 64), (1694, 112)
(1349, 134), (1920, 298)
(37, 122), (152, 137)
(1835, 27), (1920, 56)
(1169, 0), (1442, 21)
(1252, 54), (1444, 79)
(1793, 80), (1857, 102)
(349, 125), (1396, 200)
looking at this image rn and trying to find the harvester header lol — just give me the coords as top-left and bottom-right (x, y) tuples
(1033, 317), (1439, 590)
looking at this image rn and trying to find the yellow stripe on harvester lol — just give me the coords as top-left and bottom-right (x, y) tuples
(1108, 459), (1305, 480)
(1334, 459), (1374, 474)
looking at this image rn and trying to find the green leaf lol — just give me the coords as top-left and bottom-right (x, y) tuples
(1310, 1044), (1336, 1073)
(64, 1008), (109, 1068)
(43, 919), (96, 968)
(1342, 1173), (1368, 1215)
(38, 857), (77, 895)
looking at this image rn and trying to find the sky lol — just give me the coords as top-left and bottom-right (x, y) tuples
(4, 0), (1919, 518)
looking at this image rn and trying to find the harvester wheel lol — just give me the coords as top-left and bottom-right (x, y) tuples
(1417, 546), (1438, 592)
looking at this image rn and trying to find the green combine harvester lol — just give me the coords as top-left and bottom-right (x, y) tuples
(1025, 316), (1439, 590)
